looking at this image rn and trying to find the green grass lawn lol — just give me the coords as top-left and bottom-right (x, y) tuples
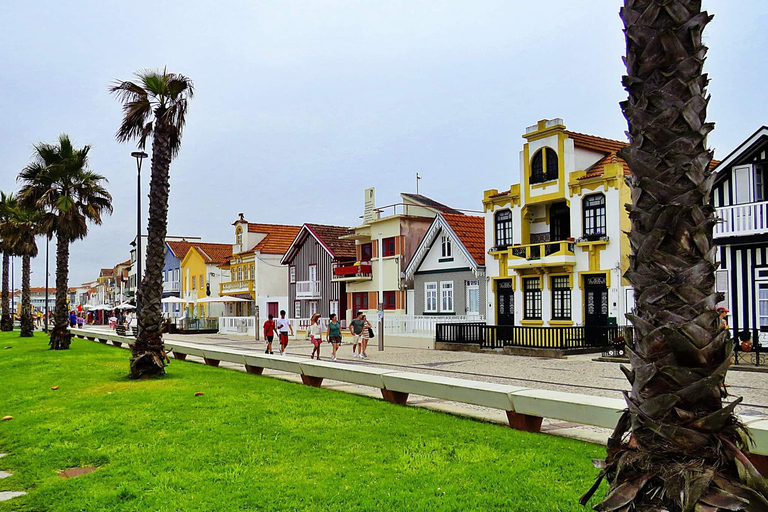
(0, 333), (605, 511)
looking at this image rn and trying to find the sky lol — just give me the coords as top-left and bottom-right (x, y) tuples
(1, 0), (766, 289)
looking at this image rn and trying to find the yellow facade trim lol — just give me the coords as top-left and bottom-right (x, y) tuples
(548, 320), (574, 327)
(577, 271), (611, 290)
(490, 275), (516, 291)
(520, 319), (544, 326)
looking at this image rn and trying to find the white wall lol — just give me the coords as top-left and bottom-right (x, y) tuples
(417, 229), (474, 272)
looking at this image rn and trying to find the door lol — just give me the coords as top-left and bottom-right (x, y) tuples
(267, 301), (279, 318)
(466, 280), (480, 318)
(549, 202), (570, 254)
(309, 301), (318, 318)
(584, 274), (609, 346)
(496, 279), (514, 343)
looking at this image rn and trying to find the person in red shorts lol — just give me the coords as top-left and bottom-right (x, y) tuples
(263, 313), (276, 354)
(275, 310), (294, 355)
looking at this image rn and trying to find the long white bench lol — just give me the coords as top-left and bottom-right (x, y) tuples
(69, 328), (768, 466)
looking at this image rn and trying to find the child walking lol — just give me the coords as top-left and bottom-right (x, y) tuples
(309, 313), (322, 360)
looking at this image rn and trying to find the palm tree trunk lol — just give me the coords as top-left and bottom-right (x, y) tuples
(50, 235), (71, 350)
(582, 1), (768, 509)
(0, 252), (10, 331)
(130, 122), (171, 379)
(20, 254), (33, 337)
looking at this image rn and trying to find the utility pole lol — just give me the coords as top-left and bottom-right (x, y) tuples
(378, 232), (384, 351)
(44, 237), (49, 333)
(416, 173), (421, 195)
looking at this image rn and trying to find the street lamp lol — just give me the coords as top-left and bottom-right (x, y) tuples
(131, 151), (148, 330)
(44, 237), (49, 333)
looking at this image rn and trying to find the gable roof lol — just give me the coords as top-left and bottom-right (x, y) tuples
(442, 214), (485, 266)
(246, 223), (302, 255)
(182, 243), (232, 266)
(167, 241), (196, 259)
(712, 126), (768, 182)
(281, 224), (356, 264)
(400, 193), (463, 215)
(404, 213), (485, 279)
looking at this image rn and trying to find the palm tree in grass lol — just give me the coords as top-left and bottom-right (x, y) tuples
(0, 202), (40, 337)
(18, 135), (112, 350)
(582, 2), (768, 510)
(110, 69), (194, 379)
(0, 192), (17, 332)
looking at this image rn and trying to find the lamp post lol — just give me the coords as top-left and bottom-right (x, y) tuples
(44, 237), (49, 333)
(131, 151), (148, 329)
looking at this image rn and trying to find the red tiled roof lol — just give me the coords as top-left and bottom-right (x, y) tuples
(305, 224), (356, 259)
(99, 268), (114, 276)
(442, 214), (485, 266)
(167, 241), (196, 259)
(189, 243), (233, 265)
(247, 223), (302, 255)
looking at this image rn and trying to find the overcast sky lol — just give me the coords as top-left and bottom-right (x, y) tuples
(1, 0), (766, 289)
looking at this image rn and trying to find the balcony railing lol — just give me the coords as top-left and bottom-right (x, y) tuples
(508, 240), (575, 262)
(296, 280), (321, 299)
(715, 201), (768, 238)
(332, 262), (373, 281)
(220, 280), (253, 295)
(163, 281), (180, 292)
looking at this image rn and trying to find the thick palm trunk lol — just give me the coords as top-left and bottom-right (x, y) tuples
(49, 235), (71, 350)
(0, 252), (10, 331)
(130, 123), (171, 379)
(583, 2), (768, 510)
(20, 254), (33, 337)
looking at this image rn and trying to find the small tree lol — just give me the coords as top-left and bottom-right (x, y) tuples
(0, 201), (39, 337)
(110, 69), (194, 379)
(18, 135), (112, 350)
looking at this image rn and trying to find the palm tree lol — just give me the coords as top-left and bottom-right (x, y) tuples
(18, 134), (112, 350)
(0, 192), (17, 332)
(583, 2), (768, 510)
(110, 69), (194, 379)
(0, 202), (40, 337)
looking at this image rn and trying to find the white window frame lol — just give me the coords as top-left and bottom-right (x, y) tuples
(425, 282), (438, 313)
(308, 264), (317, 282)
(466, 280), (480, 315)
(329, 300), (339, 318)
(440, 281), (454, 313)
(294, 300), (301, 319)
(758, 283), (768, 329)
(289, 266), (296, 284)
(441, 236), (452, 258)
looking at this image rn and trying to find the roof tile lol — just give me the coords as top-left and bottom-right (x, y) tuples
(442, 213), (485, 265)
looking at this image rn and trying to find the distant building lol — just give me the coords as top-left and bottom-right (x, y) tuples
(281, 224), (356, 323)
(219, 215), (301, 318)
(179, 243), (232, 318)
(127, 234), (202, 297)
(405, 213), (486, 319)
(335, 189), (460, 319)
(711, 125), (768, 338)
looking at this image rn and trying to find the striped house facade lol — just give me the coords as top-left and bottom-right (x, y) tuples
(711, 126), (768, 338)
(281, 224), (356, 323)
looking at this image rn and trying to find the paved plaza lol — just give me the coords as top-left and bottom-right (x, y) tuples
(82, 326), (768, 446)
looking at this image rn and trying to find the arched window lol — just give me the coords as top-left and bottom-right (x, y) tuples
(495, 210), (513, 248)
(530, 148), (559, 184)
(583, 194), (606, 236)
(236, 227), (243, 245)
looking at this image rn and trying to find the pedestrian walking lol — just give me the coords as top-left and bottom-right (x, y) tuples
(275, 310), (294, 355)
(348, 311), (365, 358)
(360, 314), (373, 359)
(76, 313), (84, 329)
(69, 311), (77, 328)
(327, 313), (342, 361)
(109, 312), (117, 330)
(263, 314), (276, 354)
(309, 313), (323, 360)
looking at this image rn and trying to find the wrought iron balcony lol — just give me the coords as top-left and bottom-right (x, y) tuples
(507, 241), (576, 269)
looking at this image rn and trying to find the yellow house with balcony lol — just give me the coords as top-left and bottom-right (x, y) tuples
(483, 118), (633, 329)
(179, 242), (232, 318)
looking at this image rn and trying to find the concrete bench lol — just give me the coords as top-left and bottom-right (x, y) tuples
(242, 353), (304, 376)
(165, 342), (206, 359)
(381, 371), (527, 416)
(509, 389), (626, 431)
(299, 360), (395, 392)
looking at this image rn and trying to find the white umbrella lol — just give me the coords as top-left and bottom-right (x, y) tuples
(161, 296), (187, 304)
(117, 302), (135, 309)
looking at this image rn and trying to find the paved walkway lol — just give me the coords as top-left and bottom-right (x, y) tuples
(81, 327), (768, 445)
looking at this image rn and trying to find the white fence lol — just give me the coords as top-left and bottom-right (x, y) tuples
(384, 315), (485, 338)
(219, 316), (256, 337)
